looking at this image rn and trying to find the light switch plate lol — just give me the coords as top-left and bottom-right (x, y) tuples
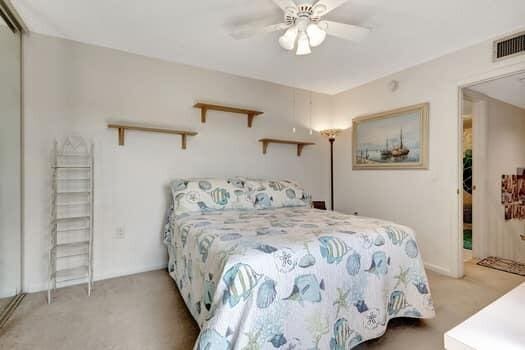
(115, 227), (125, 239)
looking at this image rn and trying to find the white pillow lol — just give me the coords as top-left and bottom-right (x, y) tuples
(170, 178), (253, 215)
(244, 178), (312, 209)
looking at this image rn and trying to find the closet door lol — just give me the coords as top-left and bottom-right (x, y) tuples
(0, 18), (22, 319)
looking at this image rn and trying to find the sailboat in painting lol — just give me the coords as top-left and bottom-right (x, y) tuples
(380, 139), (392, 158)
(391, 129), (410, 157)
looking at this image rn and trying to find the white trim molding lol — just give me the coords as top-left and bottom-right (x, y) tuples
(25, 263), (168, 294)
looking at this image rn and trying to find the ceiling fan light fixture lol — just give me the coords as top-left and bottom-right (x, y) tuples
(278, 26), (298, 51)
(231, 1), (370, 56)
(306, 23), (326, 47)
(296, 31), (311, 55)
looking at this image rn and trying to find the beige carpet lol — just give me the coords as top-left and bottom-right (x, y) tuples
(1, 260), (523, 350)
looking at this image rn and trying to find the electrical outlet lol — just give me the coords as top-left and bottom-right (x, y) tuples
(115, 227), (125, 239)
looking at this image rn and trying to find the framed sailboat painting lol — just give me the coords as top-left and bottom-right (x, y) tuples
(352, 103), (429, 170)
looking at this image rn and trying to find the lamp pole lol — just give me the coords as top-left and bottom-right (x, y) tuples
(321, 129), (342, 211)
(329, 137), (335, 211)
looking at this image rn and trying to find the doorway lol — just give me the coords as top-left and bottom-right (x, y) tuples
(462, 112), (473, 261)
(459, 70), (525, 275)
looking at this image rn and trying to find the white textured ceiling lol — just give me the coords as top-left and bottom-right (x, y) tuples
(12, 0), (525, 94)
(470, 73), (525, 110)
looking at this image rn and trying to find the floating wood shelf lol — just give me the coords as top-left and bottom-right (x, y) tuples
(193, 103), (263, 128)
(107, 124), (197, 149)
(259, 138), (315, 157)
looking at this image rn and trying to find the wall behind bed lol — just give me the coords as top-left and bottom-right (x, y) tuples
(22, 33), (332, 292)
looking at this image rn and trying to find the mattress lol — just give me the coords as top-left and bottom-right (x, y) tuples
(164, 207), (435, 349)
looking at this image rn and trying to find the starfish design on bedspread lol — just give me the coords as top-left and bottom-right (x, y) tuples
(242, 329), (262, 350)
(333, 288), (351, 318)
(393, 266), (410, 289)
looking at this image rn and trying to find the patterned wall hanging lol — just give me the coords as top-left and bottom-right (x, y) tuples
(501, 168), (525, 221)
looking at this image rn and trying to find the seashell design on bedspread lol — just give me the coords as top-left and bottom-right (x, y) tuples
(163, 206), (435, 350)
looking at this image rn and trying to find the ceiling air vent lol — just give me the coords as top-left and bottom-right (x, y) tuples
(493, 31), (525, 62)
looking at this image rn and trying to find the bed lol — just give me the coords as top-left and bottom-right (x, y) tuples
(163, 178), (435, 350)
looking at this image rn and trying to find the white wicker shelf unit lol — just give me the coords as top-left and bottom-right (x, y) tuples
(48, 137), (94, 304)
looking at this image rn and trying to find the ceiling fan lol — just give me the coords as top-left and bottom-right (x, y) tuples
(231, 0), (370, 55)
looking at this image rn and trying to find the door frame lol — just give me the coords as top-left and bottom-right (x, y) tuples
(455, 64), (525, 278)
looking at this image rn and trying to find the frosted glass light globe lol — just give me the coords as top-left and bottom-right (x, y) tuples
(306, 23), (326, 47)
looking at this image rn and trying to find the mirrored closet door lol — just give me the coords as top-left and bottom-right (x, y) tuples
(0, 5), (23, 326)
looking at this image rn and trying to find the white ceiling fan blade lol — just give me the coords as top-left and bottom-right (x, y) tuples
(231, 23), (290, 40)
(319, 20), (370, 42)
(312, 0), (350, 17)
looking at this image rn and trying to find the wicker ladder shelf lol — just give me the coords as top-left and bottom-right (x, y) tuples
(48, 137), (94, 304)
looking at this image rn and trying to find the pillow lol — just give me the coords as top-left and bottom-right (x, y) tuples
(170, 178), (253, 215)
(244, 178), (312, 209)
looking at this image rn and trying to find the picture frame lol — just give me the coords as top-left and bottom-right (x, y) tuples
(352, 103), (429, 170)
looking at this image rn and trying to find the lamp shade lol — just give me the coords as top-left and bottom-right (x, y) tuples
(320, 129), (343, 139)
(279, 26), (298, 51)
(306, 23), (326, 47)
(296, 31), (311, 55)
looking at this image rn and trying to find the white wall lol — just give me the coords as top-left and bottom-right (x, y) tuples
(331, 30), (525, 277)
(22, 33), (332, 292)
(0, 26), (21, 298)
(484, 97), (525, 263)
(22, 28), (525, 291)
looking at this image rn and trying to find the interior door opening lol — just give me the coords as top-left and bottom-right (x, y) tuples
(462, 114), (473, 262)
(459, 70), (525, 276)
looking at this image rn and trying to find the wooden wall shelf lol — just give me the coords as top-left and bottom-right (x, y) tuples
(193, 103), (263, 128)
(259, 138), (315, 157)
(107, 124), (197, 149)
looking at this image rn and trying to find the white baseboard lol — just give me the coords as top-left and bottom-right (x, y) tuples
(94, 263), (168, 283)
(25, 263), (168, 294)
(424, 262), (455, 277)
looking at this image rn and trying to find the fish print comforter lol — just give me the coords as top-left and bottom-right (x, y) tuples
(164, 207), (435, 350)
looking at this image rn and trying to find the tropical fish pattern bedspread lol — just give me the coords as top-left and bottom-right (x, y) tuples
(164, 207), (435, 350)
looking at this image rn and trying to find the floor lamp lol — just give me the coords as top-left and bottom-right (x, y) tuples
(321, 129), (342, 211)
